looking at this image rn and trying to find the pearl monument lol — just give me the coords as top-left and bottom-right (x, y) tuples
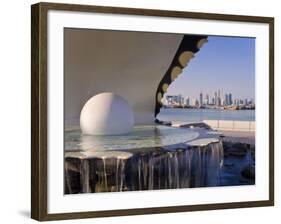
(80, 92), (134, 135)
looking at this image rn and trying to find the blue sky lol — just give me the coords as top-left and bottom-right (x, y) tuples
(165, 36), (255, 101)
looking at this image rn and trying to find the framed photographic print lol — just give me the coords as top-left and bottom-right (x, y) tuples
(31, 2), (274, 221)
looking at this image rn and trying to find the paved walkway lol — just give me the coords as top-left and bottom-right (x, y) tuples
(220, 130), (255, 145)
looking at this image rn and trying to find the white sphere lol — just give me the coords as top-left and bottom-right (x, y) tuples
(80, 92), (134, 135)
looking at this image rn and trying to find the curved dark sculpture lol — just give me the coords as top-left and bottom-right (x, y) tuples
(155, 35), (208, 120)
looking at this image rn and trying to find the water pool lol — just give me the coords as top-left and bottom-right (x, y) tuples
(65, 125), (201, 151)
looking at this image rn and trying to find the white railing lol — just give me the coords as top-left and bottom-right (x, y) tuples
(203, 120), (255, 132)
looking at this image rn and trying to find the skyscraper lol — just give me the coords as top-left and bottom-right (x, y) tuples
(199, 92), (203, 107)
(218, 90), (221, 106)
(214, 91), (217, 106)
(185, 97), (190, 106)
(211, 97), (215, 105)
(177, 94), (183, 105)
(224, 94), (228, 105)
(195, 99), (199, 107)
(229, 93), (232, 105)
(205, 94), (209, 105)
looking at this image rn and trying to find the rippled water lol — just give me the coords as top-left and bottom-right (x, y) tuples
(157, 108), (255, 122)
(65, 125), (200, 151)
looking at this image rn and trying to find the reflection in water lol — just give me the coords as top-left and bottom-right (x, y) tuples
(64, 125), (224, 194)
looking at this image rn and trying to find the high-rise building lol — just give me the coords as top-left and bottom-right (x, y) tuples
(195, 99), (199, 107)
(211, 97), (215, 105)
(214, 92), (217, 106)
(205, 94), (209, 105)
(229, 93), (232, 105)
(165, 95), (183, 106)
(224, 94), (228, 106)
(249, 98), (254, 105)
(177, 95), (181, 105)
(185, 97), (190, 106)
(199, 92), (203, 107)
(192, 98), (197, 106)
(218, 90), (221, 106)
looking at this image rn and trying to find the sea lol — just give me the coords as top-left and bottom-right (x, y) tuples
(157, 108), (255, 123)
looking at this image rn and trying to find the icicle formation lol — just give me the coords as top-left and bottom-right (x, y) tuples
(65, 139), (224, 194)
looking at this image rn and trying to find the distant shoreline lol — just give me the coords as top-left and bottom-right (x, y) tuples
(162, 106), (255, 111)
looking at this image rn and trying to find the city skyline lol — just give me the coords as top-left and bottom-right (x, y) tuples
(164, 89), (254, 108)
(165, 36), (255, 100)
